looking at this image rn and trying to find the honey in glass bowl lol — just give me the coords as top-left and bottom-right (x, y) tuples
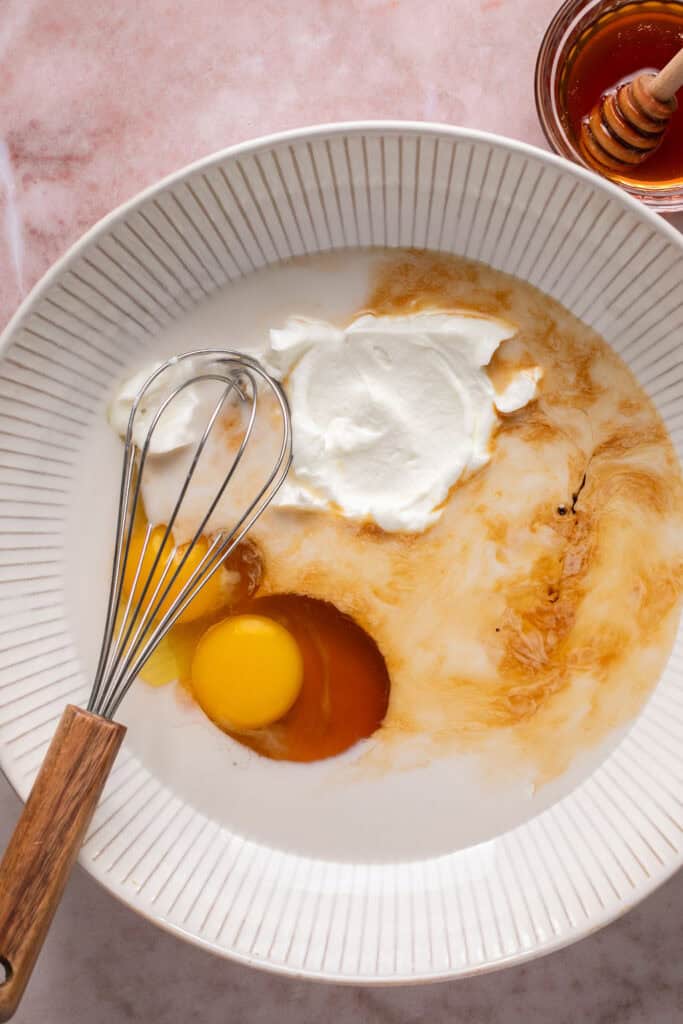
(536, 0), (683, 210)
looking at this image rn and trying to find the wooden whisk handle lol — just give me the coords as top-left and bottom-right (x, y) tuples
(0, 705), (125, 1021)
(650, 47), (683, 103)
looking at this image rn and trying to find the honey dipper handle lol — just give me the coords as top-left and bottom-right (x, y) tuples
(650, 47), (683, 103)
(0, 705), (125, 1021)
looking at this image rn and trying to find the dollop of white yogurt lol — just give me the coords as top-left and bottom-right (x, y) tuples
(108, 359), (205, 455)
(109, 312), (542, 534)
(264, 312), (541, 532)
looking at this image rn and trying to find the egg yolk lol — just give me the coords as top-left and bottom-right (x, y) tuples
(235, 595), (390, 762)
(191, 614), (304, 732)
(123, 520), (227, 625)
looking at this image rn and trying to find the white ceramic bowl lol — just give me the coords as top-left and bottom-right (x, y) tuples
(1, 123), (682, 984)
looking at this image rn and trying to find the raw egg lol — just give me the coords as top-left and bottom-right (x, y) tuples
(123, 518), (228, 624)
(228, 594), (390, 762)
(136, 539), (264, 687)
(134, 537), (391, 761)
(192, 614), (304, 731)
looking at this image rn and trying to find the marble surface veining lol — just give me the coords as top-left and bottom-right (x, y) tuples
(1, 1), (682, 1021)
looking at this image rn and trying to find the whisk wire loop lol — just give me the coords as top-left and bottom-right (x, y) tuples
(88, 349), (292, 720)
(103, 372), (249, 691)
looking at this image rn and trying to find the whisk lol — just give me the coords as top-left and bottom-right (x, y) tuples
(0, 350), (291, 1021)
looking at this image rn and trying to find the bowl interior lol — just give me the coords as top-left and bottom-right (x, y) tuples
(1, 125), (682, 982)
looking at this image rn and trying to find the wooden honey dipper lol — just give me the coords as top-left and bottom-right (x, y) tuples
(580, 47), (683, 172)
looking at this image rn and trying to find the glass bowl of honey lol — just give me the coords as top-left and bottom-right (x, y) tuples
(535, 0), (683, 211)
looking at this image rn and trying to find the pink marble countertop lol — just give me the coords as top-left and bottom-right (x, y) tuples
(1, 2), (682, 1021)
